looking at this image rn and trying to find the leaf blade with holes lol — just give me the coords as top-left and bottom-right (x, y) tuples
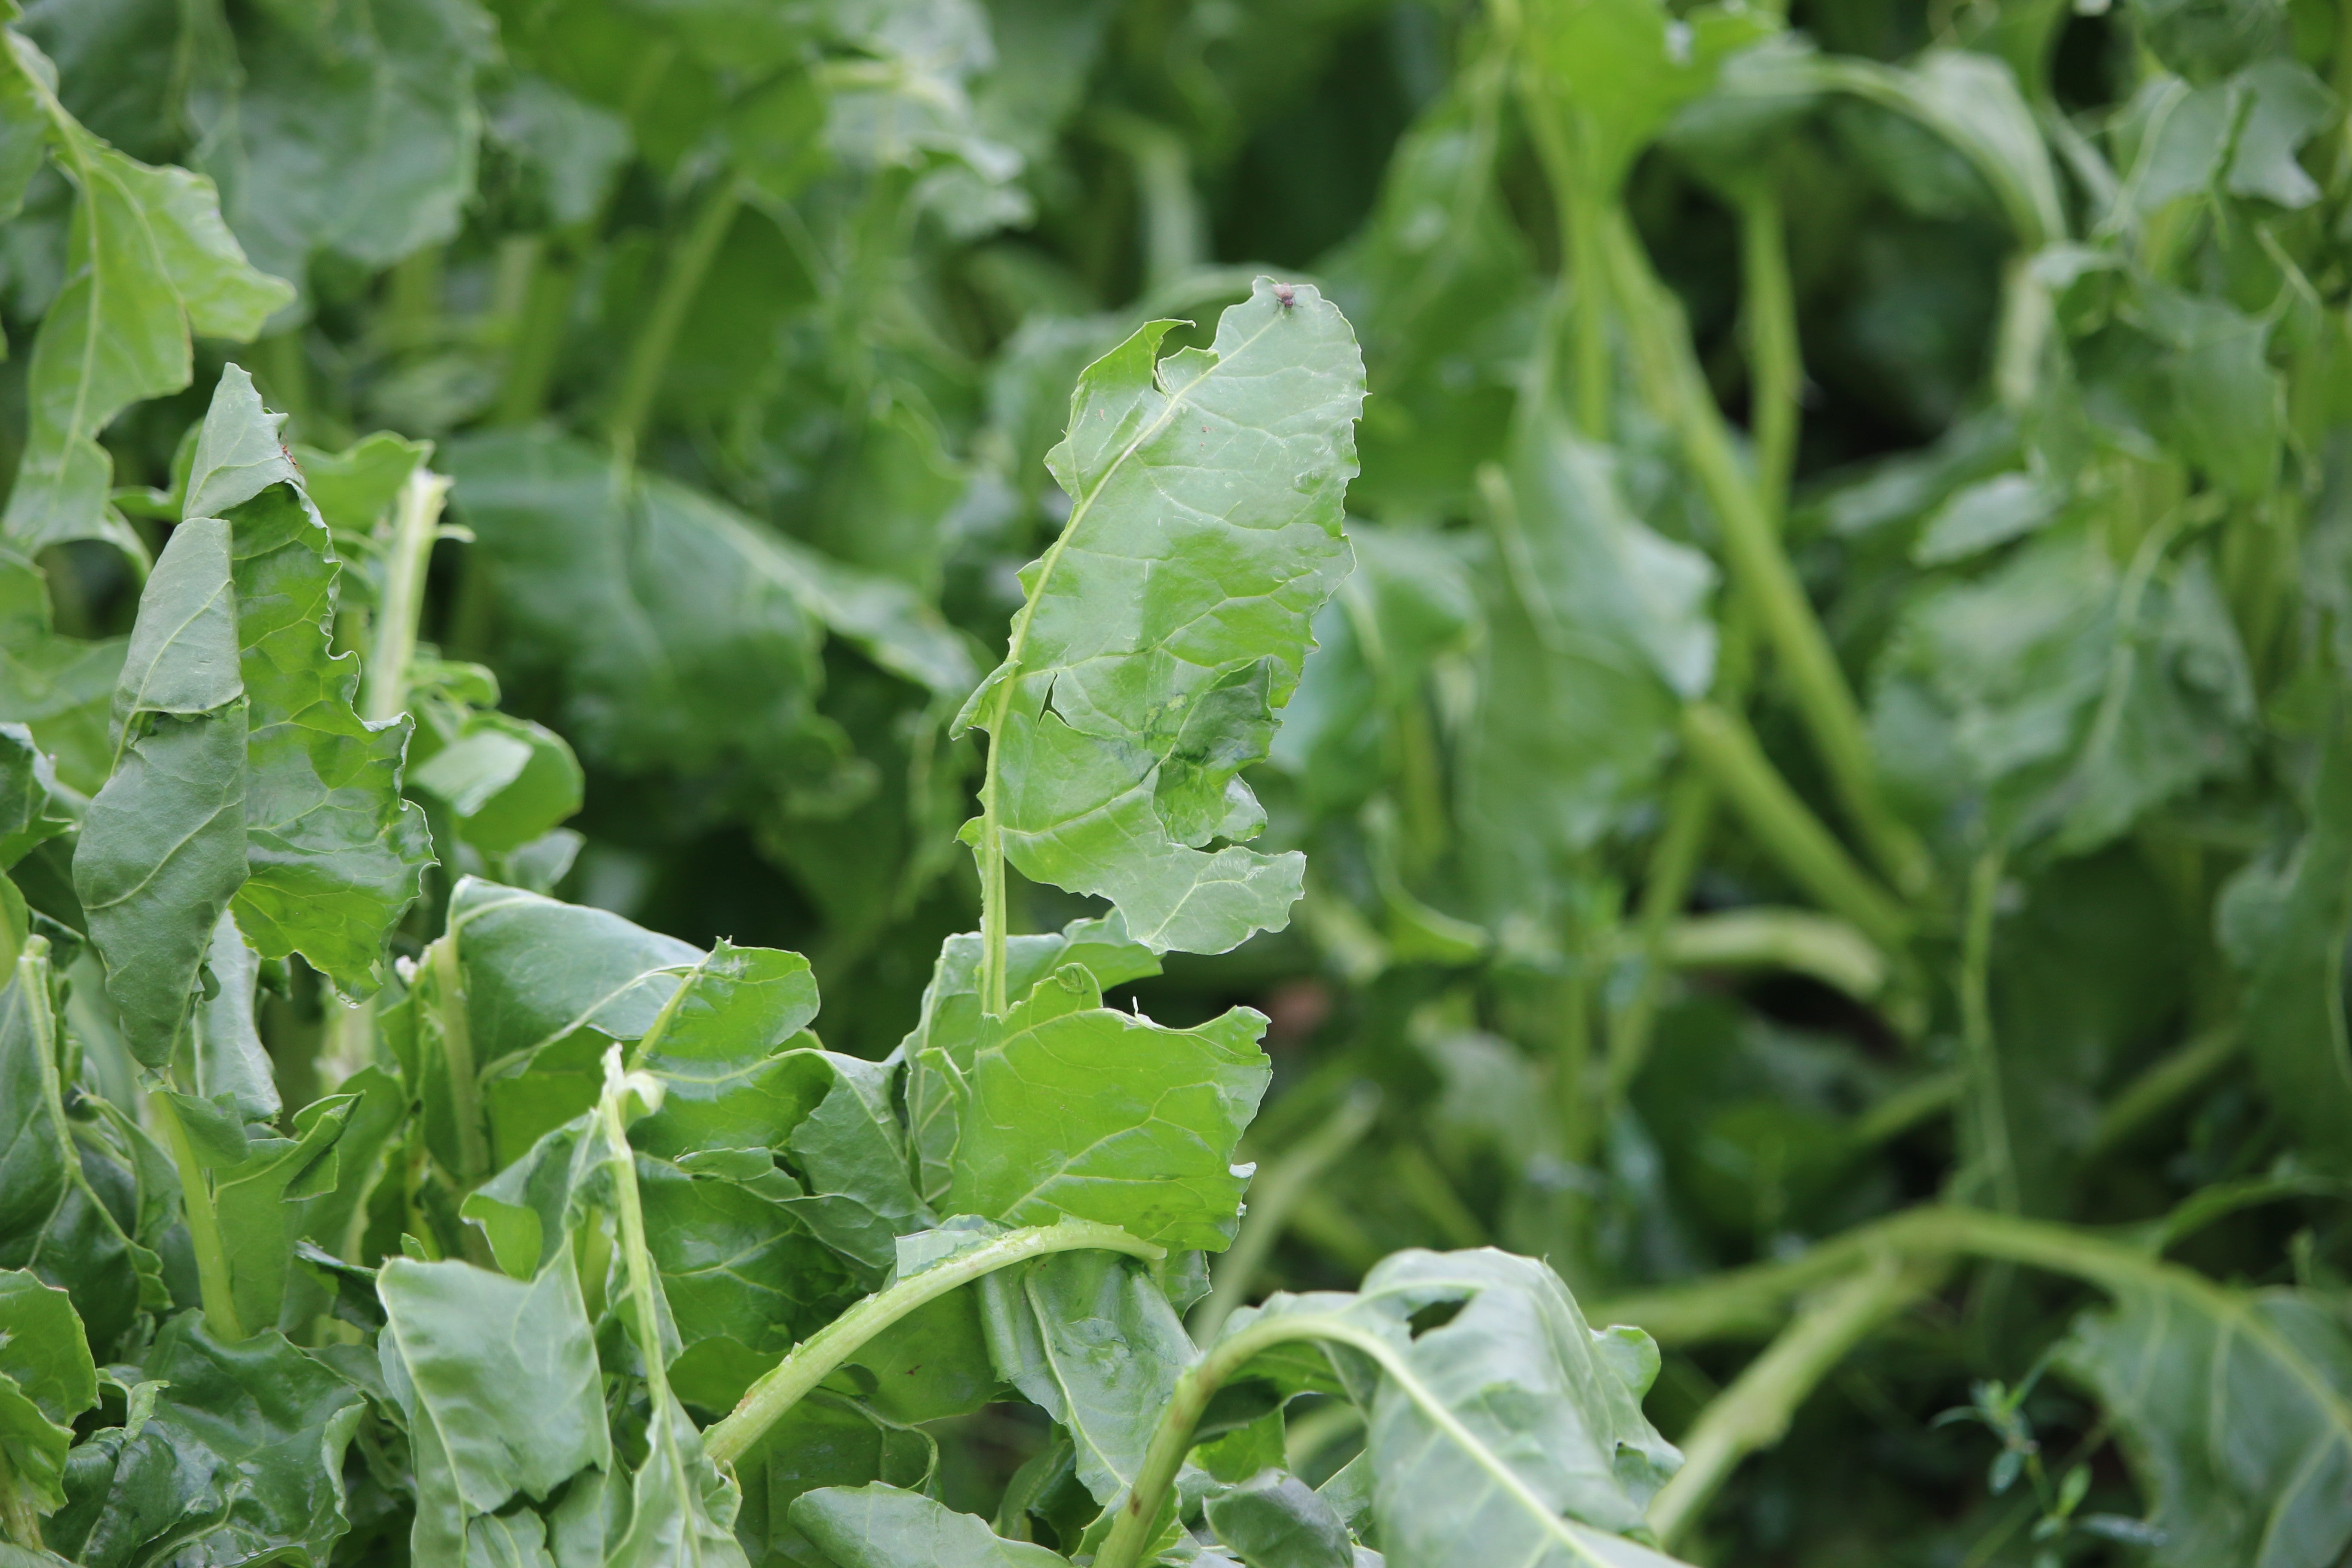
(960, 277), (1367, 956)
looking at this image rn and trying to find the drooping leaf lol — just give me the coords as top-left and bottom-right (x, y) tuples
(977, 1248), (1195, 1506)
(1203, 1469), (1355, 1568)
(956, 277), (1367, 956)
(1212, 1250), (1684, 1567)
(1871, 527), (2254, 857)
(1458, 408), (1715, 925)
(789, 1483), (1071, 1568)
(444, 431), (973, 797)
(946, 963), (1270, 1252)
(60, 1316), (366, 1568)
(2058, 1268), (2352, 1568)
(377, 1253), (612, 1563)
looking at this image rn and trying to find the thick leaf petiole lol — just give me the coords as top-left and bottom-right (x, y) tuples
(149, 1087), (246, 1343)
(701, 1220), (1163, 1468)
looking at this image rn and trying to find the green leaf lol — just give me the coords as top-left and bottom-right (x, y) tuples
(440, 876), (698, 1162)
(0, 1270), (93, 1528)
(292, 431), (430, 541)
(978, 1249), (1194, 1506)
(2057, 1272), (2352, 1567)
(1458, 409), (1714, 922)
(959, 277), (1367, 956)
(903, 914), (1161, 1210)
(107, 516), (240, 731)
(0, 32), (290, 557)
(640, 1153), (862, 1412)
(63, 1316), (365, 1568)
(74, 704), (247, 1068)
(410, 711), (584, 854)
(378, 1254), (612, 1562)
(1354, 1250), (1681, 1553)
(1527, 0), (1780, 193)
(626, 939), (821, 1160)
(210, 1092), (356, 1336)
(0, 726), (69, 872)
(730, 1392), (936, 1566)
(789, 1483), (1071, 1568)
(0, 550), (124, 797)
(0, 945), (161, 1357)
(186, 0), (496, 294)
(198, 366), (432, 995)
(1203, 1470), (1354, 1568)
(1871, 527), (2254, 858)
(444, 430), (970, 784)
(189, 909), (279, 1127)
(602, 1392), (752, 1568)
(2218, 706), (2352, 1167)
(946, 963), (1270, 1252)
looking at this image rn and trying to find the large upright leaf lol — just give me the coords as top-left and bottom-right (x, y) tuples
(195, 367), (432, 994)
(1459, 410), (1715, 922)
(59, 1317), (365, 1568)
(0, 33), (289, 557)
(956, 277), (1367, 956)
(945, 963), (1270, 1252)
(188, 0), (495, 294)
(74, 502), (245, 1059)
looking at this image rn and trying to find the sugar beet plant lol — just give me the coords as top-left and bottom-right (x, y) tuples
(0, 0), (2350, 1563)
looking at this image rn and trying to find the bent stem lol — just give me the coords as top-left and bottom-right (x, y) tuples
(703, 1220), (1163, 1468)
(1680, 703), (1911, 952)
(1598, 1204), (2242, 1348)
(1604, 215), (1932, 902)
(1097, 1310), (1636, 1568)
(1647, 1256), (1941, 1549)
